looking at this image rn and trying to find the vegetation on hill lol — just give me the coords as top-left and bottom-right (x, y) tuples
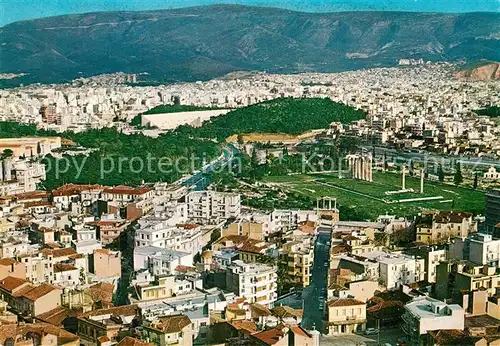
(130, 104), (224, 126)
(0, 122), (220, 189)
(178, 97), (365, 140)
(0, 122), (57, 137)
(474, 106), (500, 117)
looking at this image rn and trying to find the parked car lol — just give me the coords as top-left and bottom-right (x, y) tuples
(397, 337), (408, 346)
(364, 328), (379, 335)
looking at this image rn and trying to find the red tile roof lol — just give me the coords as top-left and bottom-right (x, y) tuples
(0, 276), (28, 292)
(327, 298), (365, 307)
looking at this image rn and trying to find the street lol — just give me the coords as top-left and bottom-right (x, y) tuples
(301, 227), (332, 331)
(320, 327), (406, 346)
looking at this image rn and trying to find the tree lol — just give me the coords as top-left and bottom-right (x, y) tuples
(473, 173), (478, 189)
(237, 133), (244, 145)
(438, 164), (445, 182)
(454, 162), (463, 186)
(1, 149), (13, 159)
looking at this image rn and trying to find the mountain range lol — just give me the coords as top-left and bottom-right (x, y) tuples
(0, 5), (499, 85)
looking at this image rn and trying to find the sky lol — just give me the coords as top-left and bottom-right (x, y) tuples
(1, 0), (499, 26)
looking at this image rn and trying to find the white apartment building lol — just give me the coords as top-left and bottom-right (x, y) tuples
(404, 246), (447, 283)
(451, 233), (500, 267)
(72, 225), (102, 255)
(402, 296), (464, 345)
(133, 246), (193, 275)
(269, 209), (318, 234)
(135, 220), (203, 256)
(226, 260), (277, 308)
(186, 191), (241, 224)
(360, 251), (425, 290)
(53, 263), (80, 288)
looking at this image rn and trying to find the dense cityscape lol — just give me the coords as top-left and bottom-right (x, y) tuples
(0, 3), (500, 346)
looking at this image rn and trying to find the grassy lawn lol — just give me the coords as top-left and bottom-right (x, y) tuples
(263, 171), (485, 220)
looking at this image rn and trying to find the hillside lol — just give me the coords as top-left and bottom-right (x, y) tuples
(178, 97), (365, 141)
(455, 61), (500, 81)
(1, 5), (499, 84)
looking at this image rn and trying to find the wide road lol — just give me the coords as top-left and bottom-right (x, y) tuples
(366, 146), (500, 167)
(301, 227), (332, 332)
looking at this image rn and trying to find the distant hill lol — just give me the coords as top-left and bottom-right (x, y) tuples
(1, 5), (499, 84)
(455, 61), (500, 81)
(177, 97), (365, 141)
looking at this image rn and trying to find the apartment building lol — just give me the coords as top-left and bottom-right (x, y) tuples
(402, 296), (464, 346)
(416, 210), (477, 244)
(186, 191), (241, 224)
(135, 221), (203, 255)
(135, 276), (194, 302)
(280, 240), (314, 288)
(93, 249), (121, 279)
(359, 251), (425, 290)
(20, 252), (54, 284)
(226, 260), (277, 308)
(404, 245), (447, 283)
(451, 233), (500, 267)
(53, 263), (80, 288)
(133, 246), (193, 275)
(101, 186), (154, 203)
(72, 224), (102, 255)
(436, 261), (500, 300)
(223, 213), (271, 240)
(326, 298), (367, 335)
(269, 209), (318, 234)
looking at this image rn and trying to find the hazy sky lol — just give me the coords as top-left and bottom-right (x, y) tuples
(1, 0), (499, 26)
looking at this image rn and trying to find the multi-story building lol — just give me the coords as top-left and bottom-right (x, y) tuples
(226, 260), (277, 308)
(135, 220), (203, 255)
(325, 298), (367, 335)
(485, 189), (500, 236)
(93, 248), (121, 279)
(20, 252), (55, 284)
(402, 296), (464, 346)
(450, 233), (500, 267)
(416, 210), (477, 244)
(0, 258), (26, 281)
(142, 314), (193, 346)
(0, 277), (63, 316)
(436, 261), (500, 300)
(269, 209), (319, 234)
(404, 245), (447, 283)
(280, 239), (314, 288)
(53, 263), (80, 288)
(223, 213), (272, 240)
(77, 305), (140, 346)
(135, 276), (194, 302)
(359, 251), (425, 290)
(186, 191), (241, 224)
(133, 246), (193, 275)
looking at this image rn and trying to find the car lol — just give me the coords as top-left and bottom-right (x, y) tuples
(397, 337), (408, 346)
(364, 328), (379, 335)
